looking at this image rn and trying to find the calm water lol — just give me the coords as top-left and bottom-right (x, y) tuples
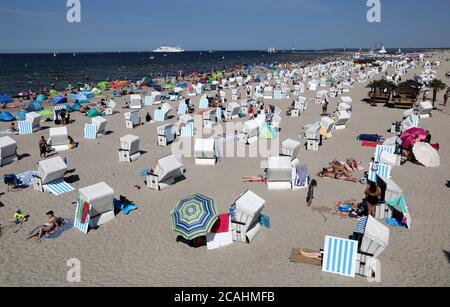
(0, 49), (431, 94)
(0, 51), (341, 94)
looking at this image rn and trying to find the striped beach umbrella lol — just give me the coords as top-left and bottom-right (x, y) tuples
(171, 194), (218, 240)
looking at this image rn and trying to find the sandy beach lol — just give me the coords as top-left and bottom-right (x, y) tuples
(0, 51), (449, 287)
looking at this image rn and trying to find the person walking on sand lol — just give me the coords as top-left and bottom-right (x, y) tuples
(442, 90), (448, 107)
(39, 136), (47, 158)
(322, 98), (328, 115)
(306, 179), (318, 207)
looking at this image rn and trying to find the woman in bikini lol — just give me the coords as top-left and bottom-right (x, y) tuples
(364, 182), (381, 217)
(27, 211), (61, 240)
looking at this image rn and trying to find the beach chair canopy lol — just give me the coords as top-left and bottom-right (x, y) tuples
(0, 136), (17, 159)
(194, 138), (216, 159)
(38, 156), (67, 185)
(171, 194), (218, 240)
(267, 156), (292, 181)
(120, 135), (140, 154)
(49, 126), (68, 146)
(79, 182), (114, 217)
(154, 155), (183, 183)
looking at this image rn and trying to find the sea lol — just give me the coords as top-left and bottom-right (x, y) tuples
(0, 49), (431, 95)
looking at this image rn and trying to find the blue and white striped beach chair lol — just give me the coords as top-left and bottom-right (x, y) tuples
(44, 179), (75, 196)
(84, 123), (97, 139)
(368, 163), (392, 182)
(74, 201), (91, 234)
(180, 122), (194, 137)
(18, 121), (33, 135)
(53, 105), (66, 121)
(178, 103), (187, 115)
(322, 235), (358, 278)
(274, 90), (283, 100)
(216, 107), (222, 119)
(144, 96), (153, 106)
(199, 98), (209, 109)
(374, 145), (395, 163)
(154, 109), (165, 122)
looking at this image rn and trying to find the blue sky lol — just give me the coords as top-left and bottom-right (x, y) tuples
(0, 0), (449, 53)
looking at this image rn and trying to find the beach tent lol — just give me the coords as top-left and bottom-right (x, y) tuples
(0, 95), (13, 104)
(15, 110), (27, 121)
(52, 96), (67, 106)
(26, 100), (43, 112)
(39, 109), (53, 117)
(36, 94), (46, 102)
(259, 124), (277, 140)
(97, 81), (110, 90)
(0, 112), (15, 122)
(87, 108), (102, 118)
(171, 194), (218, 240)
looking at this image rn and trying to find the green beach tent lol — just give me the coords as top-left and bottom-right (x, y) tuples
(39, 109), (53, 117)
(87, 108), (102, 118)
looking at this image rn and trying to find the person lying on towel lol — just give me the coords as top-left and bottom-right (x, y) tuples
(317, 168), (357, 183)
(27, 211), (62, 241)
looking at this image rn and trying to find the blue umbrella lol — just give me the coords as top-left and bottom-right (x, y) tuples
(171, 194), (218, 240)
(0, 112), (15, 122)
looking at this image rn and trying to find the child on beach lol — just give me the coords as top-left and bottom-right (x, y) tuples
(306, 179), (317, 207)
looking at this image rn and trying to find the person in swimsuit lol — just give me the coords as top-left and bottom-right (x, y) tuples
(364, 182), (381, 217)
(27, 211), (61, 240)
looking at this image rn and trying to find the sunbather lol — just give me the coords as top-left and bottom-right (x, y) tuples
(299, 249), (322, 260)
(346, 158), (360, 172)
(317, 168), (357, 182)
(27, 211), (61, 241)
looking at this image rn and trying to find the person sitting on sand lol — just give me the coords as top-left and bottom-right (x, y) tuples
(145, 112), (152, 123)
(346, 158), (360, 172)
(11, 209), (28, 226)
(27, 211), (61, 241)
(9, 123), (18, 134)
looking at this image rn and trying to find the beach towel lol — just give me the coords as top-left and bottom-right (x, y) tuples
(361, 141), (382, 148)
(16, 171), (38, 187)
(74, 201), (91, 234)
(357, 134), (383, 143)
(243, 176), (267, 183)
(289, 248), (322, 267)
(384, 218), (406, 228)
(44, 179), (74, 196)
(113, 199), (137, 215)
(29, 217), (73, 240)
(140, 168), (150, 176)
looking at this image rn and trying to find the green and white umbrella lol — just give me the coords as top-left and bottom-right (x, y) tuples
(171, 194), (218, 240)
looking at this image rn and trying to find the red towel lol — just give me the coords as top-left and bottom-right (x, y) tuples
(361, 141), (382, 148)
(81, 202), (89, 224)
(210, 213), (230, 233)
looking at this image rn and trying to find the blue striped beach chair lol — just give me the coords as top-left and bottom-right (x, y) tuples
(74, 201), (91, 234)
(322, 236), (359, 278)
(84, 123), (97, 139)
(180, 122), (194, 137)
(374, 145), (395, 163)
(144, 96), (153, 106)
(44, 179), (75, 196)
(199, 98), (209, 109)
(18, 121), (33, 135)
(216, 107), (222, 119)
(274, 90), (283, 100)
(53, 105), (66, 121)
(368, 163), (392, 182)
(178, 103), (187, 115)
(154, 109), (165, 122)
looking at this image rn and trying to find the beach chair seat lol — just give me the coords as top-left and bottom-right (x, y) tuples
(305, 125), (321, 151)
(238, 120), (259, 145)
(25, 112), (42, 131)
(129, 94), (143, 109)
(105, 99), (117, 115)
(281, 139), (301, 164)
(124, 110), (141, 129)
(226, 102), (241, 120)
(33, 156), (68, 193)
(417, 101), (433, 118)
(157, 124), (176, 147)
(320, 117), (335, 138)
(334, 110), (351, 129)
(49, 126), (69, 151)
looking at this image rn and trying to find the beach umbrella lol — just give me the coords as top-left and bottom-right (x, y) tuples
(0, 95), (13, 104)
(413, 142), (440, 167)
(171, 194), (218, 240)
(400, 128), (427, 149)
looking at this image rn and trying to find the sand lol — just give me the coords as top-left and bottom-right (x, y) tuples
(0, 52), (449, 287)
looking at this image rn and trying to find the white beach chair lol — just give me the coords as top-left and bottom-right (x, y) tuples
(0, 136), (17, 167)
(25, 112), (42, 132)
(227, 102), (241, 120)
(266, 156), (293, 190)
(105, 99), (117, 115)
(118, 134), (141, 162)
(334, 111), (351, 130)
(129, 94), (143, 109)
(151, 91), (162, 105)
(91, 116), (107, 135)
(238, 120), (259, 145)
(146, 155), (184, 191)
(321, 117), (335, 138)
(417, 101), (433, 118)
(263, 87), (273, 99)
(154, 103), (172, 122)
(203, 109), (217, 129)
(76, 182), (115, 232)
(305, 125), (321, 151)
(49, 126), (69, 151)
(194, 138), (217, 165)
(32, 156), (72, 196)
(157, 124), (176, 147)
(144, 96), (153, 106)
(281, 139), (301, 165)
(230, 190), (265, 243)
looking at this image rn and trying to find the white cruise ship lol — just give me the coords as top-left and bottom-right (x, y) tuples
(153, 45), (184, 53)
